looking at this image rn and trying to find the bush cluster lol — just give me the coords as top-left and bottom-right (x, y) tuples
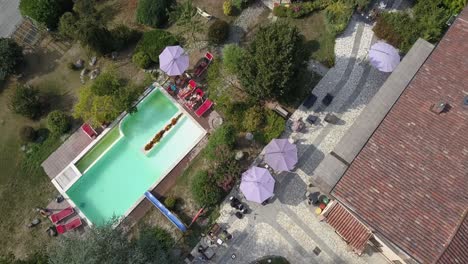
(373, 0), (457, 52)
(135, 30), (178, 64)
(19, 0), (73, 29)
(324, 1), (354, 34)
(223, 1), (233, 16)
(136, 0), (172, 28)
(164, 196), (177, 210)
(208, 19), (230, 45)
(0, 38), (23, 82)
(256, 110), (286, 144)
(132, 51), (152, 69)
(47, 110), (71, 135)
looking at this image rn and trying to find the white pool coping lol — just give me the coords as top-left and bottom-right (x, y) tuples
(50, 83), (207, 226)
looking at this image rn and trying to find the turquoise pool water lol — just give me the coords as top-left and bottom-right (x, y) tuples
(67, 89), (205, 225)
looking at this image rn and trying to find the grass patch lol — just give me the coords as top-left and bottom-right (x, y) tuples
(282, 11), (336, 67)
(75, 126), (121, 172)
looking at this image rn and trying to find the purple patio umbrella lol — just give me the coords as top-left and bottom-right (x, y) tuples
(159, 46), (189, 76)
(264, 139), (298, 172)
(240, 167), (275, 204)
(368, 42), (400, 72)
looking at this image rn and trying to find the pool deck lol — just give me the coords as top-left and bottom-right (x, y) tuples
(42, 128), (95, 179)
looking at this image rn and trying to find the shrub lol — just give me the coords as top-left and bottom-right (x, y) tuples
(135, 30), (178, 63)
(0, 38), (23, 82)
(273, 5), (288, 17)
(19, 126), (37, 142)
(222, 44), (244, 75)
(204, 124), (236, 160)
(191, 170), (223, 207)
(19, 0), (74, 29)
(58, 12), (78, 39)
(164, 196), (177, 210)
(243, 106), (265, 132)
(223, 0), (233, 16)
(208, 19), (230, 45)
(9, 85), (42, 119)
(324, 1), (354, 34)
(256, 110), (286, 143)
(132, 51), (152, 69)
(136, 0), (171, 28)
(110, 25), (141, 51)
(232, 0), (248, 11)
(373, 13), (405, 48)
(47, 110), (70, 135)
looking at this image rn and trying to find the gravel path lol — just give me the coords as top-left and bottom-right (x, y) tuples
(227, 1), (268, 44)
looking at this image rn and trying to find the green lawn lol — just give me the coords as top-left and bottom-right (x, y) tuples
(75, 126), (121, 173)
(281, 11), (336, 67)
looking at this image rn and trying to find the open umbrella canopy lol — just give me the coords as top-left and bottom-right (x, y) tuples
(264, 139), (298, 171)
(369, 42), (400, 72)
(240, 167), (275, 204)
(159, 46), (189, 76)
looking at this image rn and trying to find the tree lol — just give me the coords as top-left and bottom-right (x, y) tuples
(74, 17), (113, 54)
(222, 44), (244, 75)
(74, 84), (139, 126)
(169, 0), (203, 45)
(90, 70), (122, 96)
(191, 170), (223, 207)
(58, 12), (78, 39)
(207, 19), (230, 45)
(47, 222), (172, 264)
(9, 85), (42, 119)
(136, 0), (172, 28)
(47, 110), (71, 135)
(135, 30), (178, 63)
(0, 38), (23, 81)
(19, 0), (73, 29)
(238, 22), (306, 99)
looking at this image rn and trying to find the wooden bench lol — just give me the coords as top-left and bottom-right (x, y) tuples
(274, 104), (290, 119)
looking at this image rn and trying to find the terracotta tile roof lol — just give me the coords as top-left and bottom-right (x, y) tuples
(333, 7), (468, 264)
(436, 212), (468, 264)
(325, 203), (372, 254)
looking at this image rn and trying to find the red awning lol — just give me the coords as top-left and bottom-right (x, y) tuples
(325, 203), (372, 255)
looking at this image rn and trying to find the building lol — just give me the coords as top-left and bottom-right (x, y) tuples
(314, 6), (468, 264)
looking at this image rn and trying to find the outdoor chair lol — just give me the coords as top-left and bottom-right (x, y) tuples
(303, 94), (318, 109)
(56, 217), (82, 234)
(50, 207), (74, 224)
(306, 115), (318, 125)
(273, 104), (290, 119)
(195, 99), (213, 117)
(322, 93), (334, 106)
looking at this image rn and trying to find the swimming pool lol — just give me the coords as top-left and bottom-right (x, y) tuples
(66, 88), (205, 225)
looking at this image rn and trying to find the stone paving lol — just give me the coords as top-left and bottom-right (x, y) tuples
(189, 1), (411, 263)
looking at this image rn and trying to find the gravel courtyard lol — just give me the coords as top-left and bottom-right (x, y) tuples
(188, 1), (412, 263)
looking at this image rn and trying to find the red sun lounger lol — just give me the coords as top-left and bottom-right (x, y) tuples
(56, 217), (82, 234)
(184, 88), (204, 109)
(81, 123), (97, 139)
(178, 80), (197, 99)
(195, 99), (213, 117)
(50, 206), (74, 224)
(194, 52), (214, 77)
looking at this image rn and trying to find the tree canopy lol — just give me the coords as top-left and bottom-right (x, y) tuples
(238, 22), (306, 100)
(222, 44), (244, 75)
(47, 110), (71, 135)
(0, 38), (23, 82)
(47, 222), (172, 264)
(9, 85), (42, 119)
(19, 0), (73, 29)
(136, 0), (172, 28)
(73, 70), (139, 126)
(135, 30), (178, 63)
